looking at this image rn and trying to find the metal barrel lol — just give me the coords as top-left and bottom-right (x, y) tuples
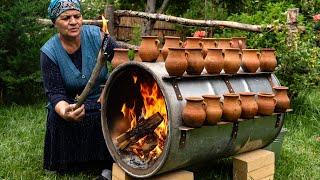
(101, 62), (284, 178)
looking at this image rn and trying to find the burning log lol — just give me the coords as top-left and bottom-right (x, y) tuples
(116, 112), (164, 150)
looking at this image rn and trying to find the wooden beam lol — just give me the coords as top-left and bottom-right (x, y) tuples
(114, 10), (266, 32)
(37, 18), (103, 26)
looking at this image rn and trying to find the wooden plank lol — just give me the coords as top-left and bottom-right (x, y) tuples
(112, 163), (132, 180)
(233, 149), (275, 172)
(247, 164), (274, 180)
(233, 164), (275, 180)
(112, 163), (194, 180)
(260, 174), (274, 180)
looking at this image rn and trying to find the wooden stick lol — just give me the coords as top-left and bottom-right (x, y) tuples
(74, 48), (105, 109)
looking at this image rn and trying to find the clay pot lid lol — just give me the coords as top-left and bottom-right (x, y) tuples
(258, 92), (275, 97)
(202, 95), (221, 99)
(261, 48), (276, 51)
(186, 37), (201, 39)
(223, 48), (241, 51)
(223, 93), (239, 97)
(232, 37), (247, 39)
(273, 86), (288, 90)
(242, 49), (259, 51)
(202, 38), (218, 40)
(141, 36), (158, 38)
(164, 36), (180, 39)
(185, 96), (204, 101)
(216, 38), (232, 40)
(239, 92), (256, 96)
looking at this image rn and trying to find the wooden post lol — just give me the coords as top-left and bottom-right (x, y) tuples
(286, 8), (299, 47)
(105, 5), (115, 36)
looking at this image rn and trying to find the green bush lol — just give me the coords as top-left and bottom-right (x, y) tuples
(0, 1), (50, 104)
(0, 1), (107, 104)
(223, 2), (320, 97)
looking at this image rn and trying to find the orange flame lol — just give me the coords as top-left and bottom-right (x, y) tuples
(101, 15), (109, 34)
(120, 75), (168, 160)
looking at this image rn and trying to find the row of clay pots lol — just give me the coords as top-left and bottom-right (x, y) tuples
(164, 47), (277, 76)
(136, 36), (247, 62)
(182, 87), (290, 128)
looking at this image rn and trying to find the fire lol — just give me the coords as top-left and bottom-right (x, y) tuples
(119, 75), (168, 161)
(101, 15), (109, 34)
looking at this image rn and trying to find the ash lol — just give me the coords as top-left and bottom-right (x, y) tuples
(120, 153), (156, 169)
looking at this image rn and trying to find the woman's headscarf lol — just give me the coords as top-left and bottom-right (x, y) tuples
(48, 0), (81, 22)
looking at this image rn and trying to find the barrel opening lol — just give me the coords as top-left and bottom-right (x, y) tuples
(104, 65), (168, 174)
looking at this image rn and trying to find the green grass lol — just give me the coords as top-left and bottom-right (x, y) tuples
(0, 88), (319, 179)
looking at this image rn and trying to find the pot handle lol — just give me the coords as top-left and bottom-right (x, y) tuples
(238, 99), (242, 106)
(257, 52), (261, 59)
(179, 40), (183, 47)
(229, 41), (233, 47)
(238, 40), (243, 50)
(155, 39), (160, 47)
(202, 101), (207, 110)
(185, 51), (190, 59)
(273, 98), (277, 106)
(199, 41), (204, 48)
(214, 41), (218, 48)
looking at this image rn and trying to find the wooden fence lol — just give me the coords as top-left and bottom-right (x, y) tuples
(115, 16), (180, 41)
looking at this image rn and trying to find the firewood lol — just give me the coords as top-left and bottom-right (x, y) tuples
(116, 112), (164, 150)
(116, 112), (163, 143)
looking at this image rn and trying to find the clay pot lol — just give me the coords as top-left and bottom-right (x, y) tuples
(184, 37), (203, 48)
(215, 38), (232, 49)
(230, 37), (247, 49)
(239, 92), (258, 119)
(273, 86), (290, 113)
(202, 95), (222, 125)
(223, 48), (241, 74)
(156, 49), (165, 62)
(241, 49), (260, 73)
(111, 48), (129, 69)
(138, 36), (160, 62)
(259, 48), (277, 72)
(257, 93), (277, 116)
(182, 97), (206, 128)
(204, 48), (224, 74)
(162, 36), (183, 60)
(201, 38), (217, 58)
(165, 48), (188, 76)
(185, 48), (205, 75)
(133, 49), (142, 62)
(222, 93), (242, 122)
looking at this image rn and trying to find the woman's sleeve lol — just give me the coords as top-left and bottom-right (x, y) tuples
(40, 51), (69, 107)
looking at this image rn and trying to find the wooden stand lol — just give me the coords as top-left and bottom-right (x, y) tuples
(233, 149), (275, 180)
(112, 163), (194, 180)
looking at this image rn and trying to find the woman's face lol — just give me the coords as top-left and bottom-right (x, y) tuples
(55, 10), (83, 38)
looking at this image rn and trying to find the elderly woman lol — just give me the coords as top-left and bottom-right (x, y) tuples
(40, 0), (117, 178)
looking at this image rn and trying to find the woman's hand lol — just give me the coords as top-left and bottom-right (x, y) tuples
(55, 101), (85, 122)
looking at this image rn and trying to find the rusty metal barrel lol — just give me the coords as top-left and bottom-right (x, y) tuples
(101, 62), (285, 178)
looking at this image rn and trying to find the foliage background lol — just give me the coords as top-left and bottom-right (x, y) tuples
(0, 0), (319, 104)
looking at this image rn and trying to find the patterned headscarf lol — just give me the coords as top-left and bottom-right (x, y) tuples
(48, 0), (81, 22)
